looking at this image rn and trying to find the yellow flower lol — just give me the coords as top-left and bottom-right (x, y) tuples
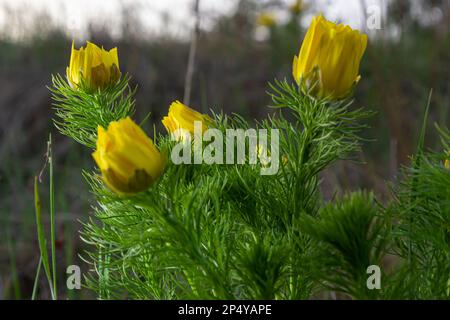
(162, 100), (211, 139)
(67, 41), (121, 90)
(92, 117), (166, 195)
(257, 12), (277, 27)
(292, 15), (368, 100)
(289, 0), (307, 15)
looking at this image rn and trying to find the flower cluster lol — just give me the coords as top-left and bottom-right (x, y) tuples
(48, 13), (450, 301)
(64, 15), (367, 195)
(66, 43), (211, 194)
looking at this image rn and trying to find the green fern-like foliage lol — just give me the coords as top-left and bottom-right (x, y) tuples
(50, 69), (449, 300)
(50, 74), (135, 148)
(387, 126), (450, 299)
(51, 73), (372, 299)
(301, 191), (388, 299)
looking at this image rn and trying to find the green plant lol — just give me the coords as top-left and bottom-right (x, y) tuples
(50, 64), (376, 299)
(301, 191), (388, 299)
(33, 135), (58, 300)
(387, 125), (450, 299)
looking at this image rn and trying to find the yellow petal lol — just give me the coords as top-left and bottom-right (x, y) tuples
(92, 117), (165, 195)
(163, 100), (210, 136)
(292, 15), (367, 100)
(66, 41), (121, 90)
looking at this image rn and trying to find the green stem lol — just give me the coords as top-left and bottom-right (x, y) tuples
(48, 134), (58, 299)
(31, 257), (43, 300)
(34, 176), (54, 299)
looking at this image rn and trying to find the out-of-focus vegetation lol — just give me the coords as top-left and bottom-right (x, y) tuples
(0, 0), (448, 299)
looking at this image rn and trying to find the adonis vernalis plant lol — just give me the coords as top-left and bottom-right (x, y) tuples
(44, 16), (450, 300)
(51, 42), (134, 148)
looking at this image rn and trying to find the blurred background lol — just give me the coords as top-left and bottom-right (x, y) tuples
(0, 0), (448, 299)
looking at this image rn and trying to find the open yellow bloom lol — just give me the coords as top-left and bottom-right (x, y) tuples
(67, 41), (121, 90)
(162, 100), (211, 139)
(92, 117), (166, 195)
(292, 15), (368, 100)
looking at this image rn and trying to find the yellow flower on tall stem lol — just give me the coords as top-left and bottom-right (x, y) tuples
(162, 100), (211, 140)
(292, 15), (368, 100)
(67, 41), (121, 90)
(92, 117), (166, 195)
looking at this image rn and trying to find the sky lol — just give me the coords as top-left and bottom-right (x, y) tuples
(0, 0), (387, 40)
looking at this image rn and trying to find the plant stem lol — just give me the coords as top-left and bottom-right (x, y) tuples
(31, 257), (43, 300)
(34, 176), (54, 299)
(48, 134), (58, 299)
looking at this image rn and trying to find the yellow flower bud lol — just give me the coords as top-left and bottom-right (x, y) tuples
(162, 100), (211, 140)
(67, 41), (121, 90)
(257, 12), (277, 27)
(92, 117), (166, 195)
(292, 15), (368, 100)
